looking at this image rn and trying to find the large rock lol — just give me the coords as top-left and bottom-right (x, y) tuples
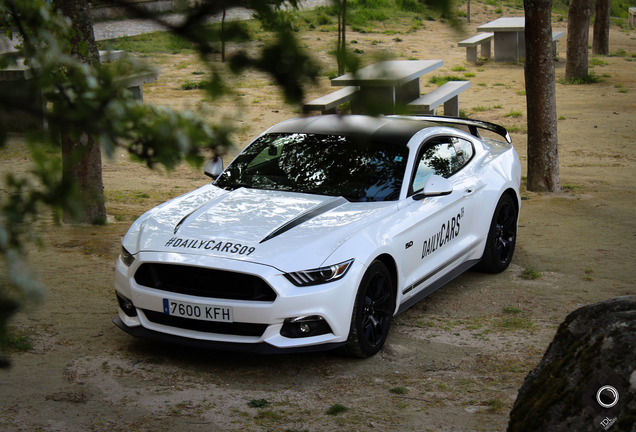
(508, 296), (636, 432)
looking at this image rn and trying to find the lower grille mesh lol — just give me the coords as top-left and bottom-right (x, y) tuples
(135, 263), (277, 301)
(143, 310), (267, 337)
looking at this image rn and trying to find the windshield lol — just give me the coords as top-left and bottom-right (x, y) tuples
(215, 133), (409, 202)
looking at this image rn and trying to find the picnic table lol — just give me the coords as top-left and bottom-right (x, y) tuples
(304, 59), (473, 117)
(0, 50), (156, 129)
(330, 60), (443, 114)
(477, 17), (526, 63)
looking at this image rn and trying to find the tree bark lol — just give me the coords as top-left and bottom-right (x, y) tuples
(55, 0), (107, 224)
(524, 0), (560, 192)
(592, 0), (610, 55)
(336, 0), (347, 75)
(221, 7), (226, 62)
(565, 0), (593, 81)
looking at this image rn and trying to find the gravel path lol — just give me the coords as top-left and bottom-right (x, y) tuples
(1, 0), (332, 51)
(94, 0), (332, 40)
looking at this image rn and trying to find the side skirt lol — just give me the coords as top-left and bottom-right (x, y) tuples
(396, 258), (480, 315)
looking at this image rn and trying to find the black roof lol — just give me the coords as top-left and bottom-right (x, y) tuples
(266, 115), (436, 146)
(266, 114), (511, 145)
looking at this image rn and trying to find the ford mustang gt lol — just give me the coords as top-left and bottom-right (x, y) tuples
(113, 115), (521, 357)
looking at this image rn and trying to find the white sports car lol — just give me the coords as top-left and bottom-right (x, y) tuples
(114, 115), (521, 357)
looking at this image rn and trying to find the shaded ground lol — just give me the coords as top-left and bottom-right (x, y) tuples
(1, 7), (635, 432)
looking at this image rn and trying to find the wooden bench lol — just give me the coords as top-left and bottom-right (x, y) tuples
(303, 86), (359, 114)
(0, 50), (155, 129)
(115, 69), (158, 100)
(407, 81), (471, 117)
(458, 33), (493, 63)
(552, 31), (564, 59)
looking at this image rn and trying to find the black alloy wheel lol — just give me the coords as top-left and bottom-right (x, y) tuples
(476, 193), (518, 274)
(343, 260), (395, 358)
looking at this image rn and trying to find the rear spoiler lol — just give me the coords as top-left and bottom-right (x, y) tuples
(389, 115), (512, 144)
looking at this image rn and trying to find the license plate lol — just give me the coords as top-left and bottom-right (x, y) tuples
(163, 299), (233, 323)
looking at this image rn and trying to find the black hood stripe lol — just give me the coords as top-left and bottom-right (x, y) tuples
(260, 197), (348, 244)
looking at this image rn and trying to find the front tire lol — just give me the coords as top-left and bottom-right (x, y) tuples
(342, 260), (395, 358)
(476, 193), (518, 273)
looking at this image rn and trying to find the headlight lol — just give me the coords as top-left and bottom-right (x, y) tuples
(120, 246), (135, 267)
(284, 259), (353, 287)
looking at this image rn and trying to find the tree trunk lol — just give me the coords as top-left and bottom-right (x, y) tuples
(337, 0), (347, 75)
(524, 0), (560, 192)
(55, 0), (107, 224)
(565, 0), (593, 81)
(221, 7), (226, 62)
(592, 0), (610, 55)
(467, 0), (471, 23)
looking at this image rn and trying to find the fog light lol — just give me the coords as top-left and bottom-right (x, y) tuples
(116, 292), (137, 317)
(281, 315), (331, 338)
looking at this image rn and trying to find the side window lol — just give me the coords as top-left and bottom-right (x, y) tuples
(411, 136), (474, 193)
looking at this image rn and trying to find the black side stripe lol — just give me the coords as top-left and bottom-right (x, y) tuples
(260, 197), (348, 243)
(402, 239), (482, 295)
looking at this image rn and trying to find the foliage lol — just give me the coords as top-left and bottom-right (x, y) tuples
(609, 0), (636, 18)
(0, 0), (321, 367)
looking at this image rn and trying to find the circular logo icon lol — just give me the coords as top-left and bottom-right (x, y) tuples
(596, 385), (619, 408)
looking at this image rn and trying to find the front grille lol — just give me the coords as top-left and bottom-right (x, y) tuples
(143, 310), (268, 337)
(134, 263), (277, 301)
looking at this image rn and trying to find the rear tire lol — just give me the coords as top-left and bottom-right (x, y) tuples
(475, 193), (518, 273)
(342, 261), (395, 358)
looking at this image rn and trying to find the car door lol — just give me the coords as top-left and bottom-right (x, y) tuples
(394, 134), (485, 305)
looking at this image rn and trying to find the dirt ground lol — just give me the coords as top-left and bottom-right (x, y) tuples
(1, 9), (635, 432)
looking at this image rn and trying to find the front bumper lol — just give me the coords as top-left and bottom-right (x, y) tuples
(112, 315), (346, 354)
(113, 251), (364, 352)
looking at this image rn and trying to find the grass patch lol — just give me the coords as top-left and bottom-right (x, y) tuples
(560, 71), (604, 84)
(181, 80), (209, 90)
(390, 386), (409, 394)
(504, 110), (523, 118)
(562, 184), (583, 192)
(590, 57), (609, 67)
(505, 124), (527, 133)
(497, 316), (534, 330)
(484, 398), (506, 413)
(3, 329), (34, 352)
(609, 48), (627, 57)
(99, 31), (197, 54)
(502, 306), (523, 315)
(521, 266), (542, 280)
(326, 403), (349, 415)
(428, 75), (464, 85)
(615, 84), (628, 93)
(248, 398), (270, 408)
(472, 105), (491, 112)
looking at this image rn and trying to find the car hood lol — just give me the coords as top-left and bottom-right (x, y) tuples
(124, 185), (395, 271)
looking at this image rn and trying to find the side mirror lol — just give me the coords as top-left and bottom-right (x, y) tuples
(204, 158), (224, 179)
(413, 175), (453, 200)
